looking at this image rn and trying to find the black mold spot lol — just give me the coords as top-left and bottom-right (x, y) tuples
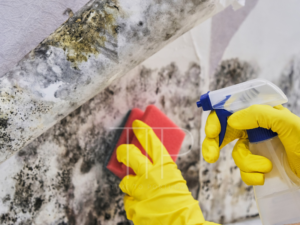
(155, 87), (159, 94)
(106, 88), (114, 95)
(2, 194), (11, 203)
(115, 25), (121, 34)
(57, 170), (72, 192)
(0, 131), (12, 150)
(160, 95), (165, 108)
(202, 169), (209, 176)
(0, 118), (9, 129)
(246, 213), (259, 218)
(17, 144), (38, 162)
(86, 211), (97, 225)
(0, 213), (17, 224)
(33, 44), (50, 60)
(0, 118), (13, 149)
(185, 123), (191, 131)
(164, 33), (172, 41)
(279, 56), (300, 115)
(220, 215), (225, 224)
(63, 8), (74, 18)
(245, 186), (253, 192)
(58, 222), (68, 225)
(185, 164), (199, 189)
(11, 162), (46, 217)
(80, 159), (94, 174)
(117, 222), (131, 225)
(105, 213), (111, 220)
(34, 197), (44, 211)
(93, 185), (114, 217)
(65, 207), (76, 225)
(13, 179), (33, 209)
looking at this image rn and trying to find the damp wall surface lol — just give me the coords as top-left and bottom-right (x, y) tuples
(0, 0), (234, 163)
(0, 61), (203, 224)
(1, 0), (300, 224)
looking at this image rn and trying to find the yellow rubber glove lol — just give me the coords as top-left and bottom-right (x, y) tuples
(117, 120), (219, 225)
(202, 110), (273, 185)
(228, 105), (300, 179)
(203, 105), (300, 185)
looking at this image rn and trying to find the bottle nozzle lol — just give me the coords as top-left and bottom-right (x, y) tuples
(196, 92), (212, 110)
(196, 101), (202, 108)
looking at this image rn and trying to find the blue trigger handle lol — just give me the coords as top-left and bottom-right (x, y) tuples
(197, 92), (233, 146)
(215, 111), (277, 145)
(215, 110), (233, 146)
(213, 110), (277, 146)
(197, 92), (277, 146)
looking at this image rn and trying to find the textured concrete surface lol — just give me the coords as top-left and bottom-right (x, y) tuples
(0, 0), (232, 163)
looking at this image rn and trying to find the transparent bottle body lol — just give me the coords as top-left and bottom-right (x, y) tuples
(209, 79), (288, 113)
(250, 136), (300, 225)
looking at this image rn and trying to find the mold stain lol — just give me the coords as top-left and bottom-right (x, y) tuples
(42, 1), (120, 68)
(0, 118), (8, 129)
(279, 55), (300, 115)
(211, 58), (257, 90)
(1, 62), (202, 224)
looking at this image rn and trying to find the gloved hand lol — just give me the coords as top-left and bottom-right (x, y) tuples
(202, 105), (300, 185)
(117, 120), (219, 225)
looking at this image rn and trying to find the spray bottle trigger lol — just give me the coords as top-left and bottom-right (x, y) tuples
(215, 109), (233, 147)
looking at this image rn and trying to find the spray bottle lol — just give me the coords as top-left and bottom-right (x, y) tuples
(197, 78), (300, 225)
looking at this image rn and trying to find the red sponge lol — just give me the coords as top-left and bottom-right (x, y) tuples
(131, 105), (185, 163)
(106, 105), (185, 179)
(106, 108), (144, 179)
